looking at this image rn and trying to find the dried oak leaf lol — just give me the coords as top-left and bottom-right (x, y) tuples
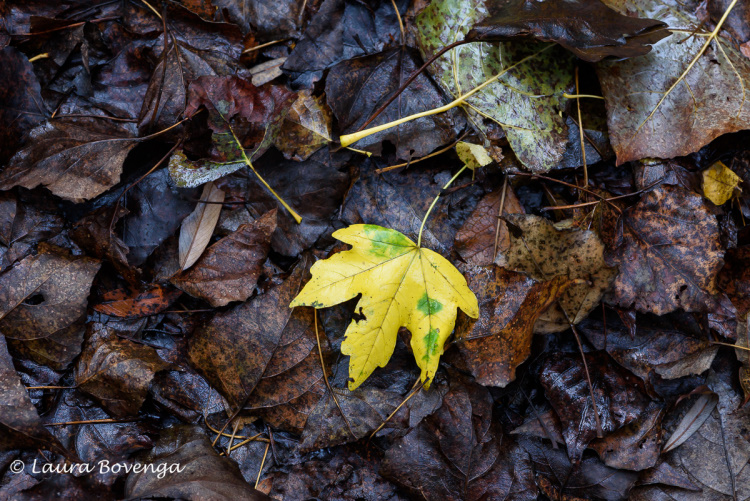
(453, 266), (574, 387)
(75, 320), (170, 417)
(0, 117), (139, 202)
(172, 210), (277, 306)
(454, 181), (525, 267)
(381, 377), (537, 501)
(124, 425), (268, 500)
(0, 245), (100, 369)
(579, 314), (718, 383)
(499, 214), (617, 333)
(540, 352), (651, 463)
(467, 0), (668, 62)
(596, 0), (750, 164)
(606, 185), (725, 315)
(0, 336), (70, 458)
(188, 260), (325, 433)
(325, 47), (465, 160)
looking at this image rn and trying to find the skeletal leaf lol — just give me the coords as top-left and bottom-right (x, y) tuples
(290, 224), (479, 390)
(455, 141), (492, 170)
(178, 182), (225, 271)
(702, 161), (741, 206)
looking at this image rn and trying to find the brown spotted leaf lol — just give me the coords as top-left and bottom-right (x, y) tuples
(94, 285), (182, 319)
(0, 245), (100, 369)
(606, 185), (724, 315)
(499, 214), (617, 333)
(172, 210), (276, 306)
(453, 266), (574, 387)
(188, 259), (325, 433)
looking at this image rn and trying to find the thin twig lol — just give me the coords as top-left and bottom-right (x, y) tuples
(492, 176), (509, 260)
(45, 418), (140, 426)
(375, 132), (468, 174)
(255, 442), (270, 488)
(369, 379), (423, 440)
(314, 311), (356, 440)
(242, 39), (289, 54)
(574, 66), (588, 188)
(390, 0), (405, 45)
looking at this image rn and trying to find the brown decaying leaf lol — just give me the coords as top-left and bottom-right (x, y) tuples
(454, 266), (574, 387)
(589, 402), (664, 471)
(179, 181), (225, 270)
(0, 118), (139, 203)
(467, 0), (669, 62)
(662, 392), (718, 453)
(75, 320), (170, 417)
(540, 352), (651, 463)
(454, 183), (524, 267)
(70, 204), (134, 282)
(0, 244), (100, 369)
(188, 260), (325, 433)
(124, 425), (268, 500)
(273, 90), (333, 162)
(0, 192), (63, 270)
(606, 185), (724, 315)
(499, 214), (617, 333)
(172, 210), (276, 306)
(0, 336), (71, 459)
(94, 284), (182, 318)
(381, 377), (537, 501)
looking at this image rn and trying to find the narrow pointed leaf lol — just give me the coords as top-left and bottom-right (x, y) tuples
(178, 182), (225, 270)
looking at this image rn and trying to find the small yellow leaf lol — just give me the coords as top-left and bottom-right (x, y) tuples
(290, 224), (478, 390)
(702, 161), (741, 206)
(455, 141), (493, 170)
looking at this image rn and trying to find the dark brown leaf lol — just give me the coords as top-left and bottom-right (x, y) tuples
(188, 260), (325, 433)
(0, 192), (63, 270)
(172, 210), (276, 306)
(590, 402), (664, 471)
(381, 378), (537, 501)
(540, 352), (651, 463)
(467, 0), (668, 62)
(0, 245), (100, 369)
(606, 185), (725, 315)
(124, 425), (269, 500)
(0, 117), (139, 203)
(0, 336), (70, 458)
(454, 182), (524, 266)
(453, 266), (573, 386)
(325, 47), (465, 160)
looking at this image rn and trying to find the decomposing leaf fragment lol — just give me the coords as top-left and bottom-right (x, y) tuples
(702, 161), (742, 206)
(455, 141), (492, 170)
(291, 224), (479, 390)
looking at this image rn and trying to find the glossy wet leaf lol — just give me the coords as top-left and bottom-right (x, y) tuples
(415, 0), (575, 172)
(596, 0), (750, 164)
(467, 0), (669, 62)
(290, 224), (479, 389)
(273, 90), (333, 162)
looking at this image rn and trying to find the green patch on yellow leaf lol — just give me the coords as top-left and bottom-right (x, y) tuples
(290, 224), (478, 390)
(702, 161), (741, 206)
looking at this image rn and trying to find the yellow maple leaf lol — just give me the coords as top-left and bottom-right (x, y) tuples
(290, 224), (479, 390)
(702, 161), (741, 206)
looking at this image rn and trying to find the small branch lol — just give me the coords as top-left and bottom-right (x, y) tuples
(369, 379), (423, 440)
(242, 39), (289, 54)
(375, 132), (467, 174)
(574, 67), (588, 188)
(492, 176), (509, 260)
(255, 442), (270, 488)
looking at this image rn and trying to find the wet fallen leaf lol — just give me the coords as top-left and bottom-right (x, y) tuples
(290, 224), (479, 389)
(273, 90), (333, 162)
(172, 210), (276, 306)
(454, 183), (525, 266)
(0, 192), (63, 270)
(325, 47), (465, 160)
(0, 245), (100, 369)
(606, 185), (725, 315)
(0, 118), (140, 202)
(662, 392), (718, 453)
(702, 161), (742, 206)
(94, 284), (182, 319)
(596, 0), (750, 164)
(499, 214), (617, 333)
(454, 266), (574, 386)
(179, 181), (225, 270)
(468, 0), (669, 62)
(540, 352), (651, 463)
(455, 141), (493, 170)
(416, 0), (575, 172)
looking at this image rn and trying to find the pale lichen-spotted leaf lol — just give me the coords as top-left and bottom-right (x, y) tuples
(415, 0), (574, 173)
(455, 141), (492, 170)
(290, 224), (478, 390)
